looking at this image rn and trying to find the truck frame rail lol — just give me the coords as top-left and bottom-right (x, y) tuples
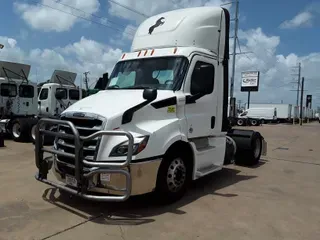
(34, 118), (134, 202)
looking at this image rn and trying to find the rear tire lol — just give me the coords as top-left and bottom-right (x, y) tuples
(250, 119), (259, 126)
(237, 119), (245, 126)
(10, 118), (30, 142)
(260, 119), (265, 124)
(235, 132), (262, 166)
(155, 151), (191, 204)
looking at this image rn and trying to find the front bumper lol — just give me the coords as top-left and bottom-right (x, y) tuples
(51, 157), (161, 196)
(35, 118), (160, 202)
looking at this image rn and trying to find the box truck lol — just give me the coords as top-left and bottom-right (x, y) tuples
(238, 107), (277, 125)
(247, 103), (292, 123)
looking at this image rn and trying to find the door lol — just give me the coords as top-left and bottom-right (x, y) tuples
(184, 55), (226, 176)
(18, 84), (36, 115)
(38, 87), (50, 116)
(185, 56), (218, 138)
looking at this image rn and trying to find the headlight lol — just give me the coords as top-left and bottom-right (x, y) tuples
(109, 136), (149, 157)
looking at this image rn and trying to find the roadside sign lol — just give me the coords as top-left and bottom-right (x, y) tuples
(241, 71), (260, 92)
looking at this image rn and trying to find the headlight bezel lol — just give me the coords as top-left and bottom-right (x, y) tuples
(109, 135), (149, 157)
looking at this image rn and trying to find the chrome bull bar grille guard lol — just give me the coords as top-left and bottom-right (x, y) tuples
(35, 118), (134, 202)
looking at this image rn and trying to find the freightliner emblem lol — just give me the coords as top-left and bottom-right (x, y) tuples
(149, 17), (165, 34)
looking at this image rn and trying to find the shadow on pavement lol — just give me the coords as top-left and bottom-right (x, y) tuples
(41, 167), (257, 226)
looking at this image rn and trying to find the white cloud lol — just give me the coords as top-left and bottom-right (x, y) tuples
(0, 35), (122, 85)
(279, 11), (313, 29)
(14, 0), (100, 32)
(108, 0), (230, 24)
(233, 28), (320, 106)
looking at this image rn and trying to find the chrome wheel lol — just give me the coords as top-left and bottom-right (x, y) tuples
(166, 158), (186, 193)
(12, 122), (21, 138)
(31, 124), (36, 141)
(254, 138), (261, 159)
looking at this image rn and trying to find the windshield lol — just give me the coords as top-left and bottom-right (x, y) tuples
(107, 57), (189, 90)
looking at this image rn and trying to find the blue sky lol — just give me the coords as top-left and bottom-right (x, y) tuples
(0, 0), (320, 107)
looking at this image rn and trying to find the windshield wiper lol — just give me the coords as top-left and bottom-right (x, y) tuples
(106, 85), (120, 89)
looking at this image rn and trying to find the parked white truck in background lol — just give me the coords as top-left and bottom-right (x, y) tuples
(0, 61), (38, 141)
(247, 103), (292, 123)
(238, 107), (277, 125)
(0, 60), (81, 142)
(34, 6), (267, 203)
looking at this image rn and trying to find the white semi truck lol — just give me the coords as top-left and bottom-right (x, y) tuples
(34, 6), (267, 203)
(0, 60), (81, 142)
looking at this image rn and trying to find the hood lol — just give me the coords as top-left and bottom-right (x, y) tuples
(63, 89), (176, 118)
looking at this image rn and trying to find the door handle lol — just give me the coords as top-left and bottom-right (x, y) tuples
(211, 116), (215, 129)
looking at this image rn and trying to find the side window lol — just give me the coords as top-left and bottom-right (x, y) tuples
(39, 88), (48, 100)
(190, 61), (214, 95)
(19, 85), (34, 98)
(56, 88), (67, 99)
(69, 89), (80, 100)
(1, 83), (17, 97)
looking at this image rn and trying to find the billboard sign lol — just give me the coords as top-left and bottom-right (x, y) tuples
(241, 71), (260, 92)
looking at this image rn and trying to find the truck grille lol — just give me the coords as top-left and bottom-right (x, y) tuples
(55, 115), (104, 166)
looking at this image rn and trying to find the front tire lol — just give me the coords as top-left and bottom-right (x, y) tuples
(155, 152), (190, 204)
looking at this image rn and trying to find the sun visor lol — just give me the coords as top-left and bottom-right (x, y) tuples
(50, 70), (77, 85)
(0, 60), (31, 79)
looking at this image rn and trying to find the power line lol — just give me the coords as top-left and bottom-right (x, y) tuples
(30, 0), (135, 36)
(108, 0), (149, 18)
(49, 0), (137, 32)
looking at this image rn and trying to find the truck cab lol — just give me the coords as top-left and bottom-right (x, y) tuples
(0, 61), (38, 118)
(38, 70), (79, 118)
(34, 6), (267, 203)
(0, 60), (38, 141)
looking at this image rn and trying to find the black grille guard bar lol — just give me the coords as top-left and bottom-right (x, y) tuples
(35, 118), (134, 202)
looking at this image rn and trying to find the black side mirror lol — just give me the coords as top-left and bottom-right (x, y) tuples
(55, 89), (65, 100)
(143, 88), (157, 101)
(191, 64), (214, 95)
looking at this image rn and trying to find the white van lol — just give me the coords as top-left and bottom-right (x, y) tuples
(238, 107), (277, 124)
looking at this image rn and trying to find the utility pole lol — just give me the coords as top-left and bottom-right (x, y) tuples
(296, 63), (301, 107)
(83, 71), (90, 91)
(229, 0), (239, 117)
(291, 63), (301, 106)
(290, 63), (301, 123)
(299, 77), (304, 126)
